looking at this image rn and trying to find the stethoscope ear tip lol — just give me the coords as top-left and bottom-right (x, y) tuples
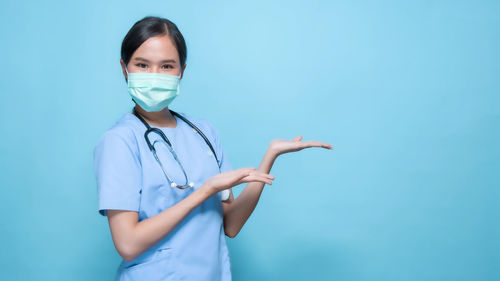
(171, 182), (176, 188)
(189, 182), (195, 187)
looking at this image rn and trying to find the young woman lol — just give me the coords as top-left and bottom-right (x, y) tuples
(94, 16), (333, 281)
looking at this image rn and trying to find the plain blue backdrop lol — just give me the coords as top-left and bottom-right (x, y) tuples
(0, 0), (498, 280)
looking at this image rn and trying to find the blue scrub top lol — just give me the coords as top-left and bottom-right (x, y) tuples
(93, 110), (233, 281)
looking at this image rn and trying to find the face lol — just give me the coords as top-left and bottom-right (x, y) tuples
(120, 34), (186, 79)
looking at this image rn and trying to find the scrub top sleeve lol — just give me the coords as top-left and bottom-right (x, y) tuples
(93, 130), (142, 216)
(207, 121), (233, 173)
(204, 120), (233, 201)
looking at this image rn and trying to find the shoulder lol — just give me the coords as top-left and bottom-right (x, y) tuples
(94, 112), (141, 154)
(175, 111), (218, 137)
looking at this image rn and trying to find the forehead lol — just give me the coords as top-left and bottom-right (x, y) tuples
(132, 35), (179, 61)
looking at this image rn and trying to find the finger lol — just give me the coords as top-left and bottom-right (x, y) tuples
(242, 174), (274, 182)
(235, 167), (256, 175)
(292, 135), (303, 142)
(240, 175), (273, 185)
(302, 141), (334, 149)
(249, 171), (275, 180)
(226, 169), (254, 182)
(238, 170), (256, 179)
(315, 142), (333, 149)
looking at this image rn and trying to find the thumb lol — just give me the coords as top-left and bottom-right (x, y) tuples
(292, 135), (303, 142)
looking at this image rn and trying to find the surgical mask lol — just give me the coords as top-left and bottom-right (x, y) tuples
(125, 67), (181, 112)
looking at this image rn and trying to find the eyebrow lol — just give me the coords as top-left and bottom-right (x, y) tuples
(134, 57), (177, 63)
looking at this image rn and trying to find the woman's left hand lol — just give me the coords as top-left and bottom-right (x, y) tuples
(268, 136), (333, 157)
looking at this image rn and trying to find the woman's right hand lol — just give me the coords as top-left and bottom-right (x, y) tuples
(203, 167), (275, 195)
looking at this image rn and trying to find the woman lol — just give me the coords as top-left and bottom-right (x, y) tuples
(94, 16), (333, 281)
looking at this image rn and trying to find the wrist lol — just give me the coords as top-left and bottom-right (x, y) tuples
(199, 183), (217, 198)
(266, 146), (280, 159)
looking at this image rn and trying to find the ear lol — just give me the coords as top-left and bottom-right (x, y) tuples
(180, 63), (187, 80)
(120, 59), (128, 81)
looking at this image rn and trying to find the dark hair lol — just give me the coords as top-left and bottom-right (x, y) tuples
(121, 16), (187, 67)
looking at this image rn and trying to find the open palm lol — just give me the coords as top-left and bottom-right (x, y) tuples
(269, 136), (333, 156)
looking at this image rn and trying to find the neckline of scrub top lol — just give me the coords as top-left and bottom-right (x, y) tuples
(126, 112), (183, 131)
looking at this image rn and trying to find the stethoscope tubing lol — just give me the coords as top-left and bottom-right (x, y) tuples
(132, 108), (221, 189)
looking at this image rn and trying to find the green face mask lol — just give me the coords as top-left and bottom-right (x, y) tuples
(126, 68), (181, 112)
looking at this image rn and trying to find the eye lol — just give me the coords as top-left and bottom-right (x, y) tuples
(161, 64), (174, 69)
(135, 63), (148, 68)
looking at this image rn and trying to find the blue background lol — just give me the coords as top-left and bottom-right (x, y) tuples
(1, 0), (498, 280)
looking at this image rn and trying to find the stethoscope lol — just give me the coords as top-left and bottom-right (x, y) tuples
(132, 108), (221, 189)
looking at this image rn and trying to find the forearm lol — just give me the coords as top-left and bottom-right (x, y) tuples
(223, 148), (277, 237)
(126, 185), (213, 260)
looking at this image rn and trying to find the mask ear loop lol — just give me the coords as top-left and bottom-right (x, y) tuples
(124, 66), (134, 104)
(124, 63), (131, 76)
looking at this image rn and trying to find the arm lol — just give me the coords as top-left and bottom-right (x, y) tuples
(107, 168), (273, 262)
(221, 148), (277, 238)
(107, 186), (212, 262)
(222, 136), (333, 238)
